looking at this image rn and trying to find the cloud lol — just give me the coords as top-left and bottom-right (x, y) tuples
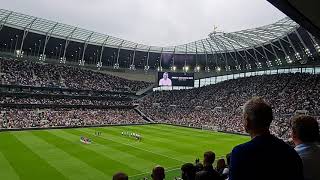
(0, 0), (285, 46)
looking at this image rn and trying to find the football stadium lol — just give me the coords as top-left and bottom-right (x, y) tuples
(0, 0), (320, 180)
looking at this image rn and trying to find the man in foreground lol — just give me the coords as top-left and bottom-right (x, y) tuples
(291, 115), (320, 180)
(229, 97), (303, 180)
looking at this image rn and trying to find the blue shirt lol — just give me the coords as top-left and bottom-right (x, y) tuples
(295, 143), (320, 180)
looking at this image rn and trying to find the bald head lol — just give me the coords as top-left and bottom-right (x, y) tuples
(152, 166), (165, 180)
(243, 97), (273, 134)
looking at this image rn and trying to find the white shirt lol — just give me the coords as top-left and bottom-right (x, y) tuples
(159, 78), (172, 86)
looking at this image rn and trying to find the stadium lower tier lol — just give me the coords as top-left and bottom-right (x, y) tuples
(0, 108), (146, 129)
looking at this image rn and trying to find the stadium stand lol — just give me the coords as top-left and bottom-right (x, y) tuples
(0, 108), (145, 129)
(0, 57), (152, 92)
(139, 73), (320, 140)
(0, 56), (153, 130)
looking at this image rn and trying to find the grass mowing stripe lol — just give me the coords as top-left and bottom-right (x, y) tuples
(93, 125), (247, 163)
(46, 129), (141, 176)
(79, 128), (187, 163)
(84, 127), (195, 161)
(0, 132), (67, 180)
(117, 125), (218, 150)
(74, 128), (180, 168)
(99, 125), (228, 158)
(0, 151), (20, 180)
(61, 129), (153, 172)
(104, 126), (202, 159)
(16, 131), (108, 180)
(148, 124), (245, 140)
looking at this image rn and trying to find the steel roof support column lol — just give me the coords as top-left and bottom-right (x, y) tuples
(41, 23), (58, 61)
(210, 37), (228, 69)
(285, 35), (300, 62)
(237, 31), (279, 59)
(19, 18), (37, 57)
(159, 48), (164, 70)
(171, 47), (176, 71)
(115, 40), (124, 69)
(256, 28), (288, 53)
(214, 37), (238, 66)
(270, 44), (280, 60)
(130, 44), (138, 70)
(307, 32), (320, 56)
(230, 34), (269, 62)
(98, 36), (109, 69)
(80, 32), (94, 66)
(206, 39), (218, 68)
(195, 42), (199, 71)
(220, 36), (248, 67)
(62, 27), (77, 64)
(184, 44), (188, 72)
(145, 46), (151, 71)
(132, 45), (137, 65)
(294, 30), (311, 57)
(201, 40), (209, 72)
(278, 39), (289, 57)
(225, 35), (259, 65)
(261, 46), (271, 62)
(286, 35), (298, 53)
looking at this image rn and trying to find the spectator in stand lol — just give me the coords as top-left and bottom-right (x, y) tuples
(112, 172), (128, 180)
(1, 108), (146, 129)
(221, 153), (230, 180)
(216, 159), (226, 176)
(181, 163), (196, 180)
(291, 115), (320, 180)
(195, 151), (223, 180)
(229, 97), (303, 180)
(194, 158), (203, 173)
(151, 166), (165, 180)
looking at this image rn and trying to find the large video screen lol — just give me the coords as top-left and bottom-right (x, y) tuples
(158, 72), (194, 87)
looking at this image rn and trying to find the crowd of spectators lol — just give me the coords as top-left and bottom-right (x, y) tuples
(0, 57), (152, 92)
(0, 96), (132, 106)
(0, 108), (146, 129)
(139, 73), (320, 140)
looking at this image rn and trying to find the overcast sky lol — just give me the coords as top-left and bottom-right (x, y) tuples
(0, 0), (285, 46)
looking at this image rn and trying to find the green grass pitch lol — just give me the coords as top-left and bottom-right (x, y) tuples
(0, 124), (249, 180)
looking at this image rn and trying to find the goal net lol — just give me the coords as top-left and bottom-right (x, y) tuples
(201, 125), (219, 132)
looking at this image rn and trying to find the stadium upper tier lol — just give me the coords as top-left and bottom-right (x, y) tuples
(0, 9), (299, 53)
(1, 9), (320, 72)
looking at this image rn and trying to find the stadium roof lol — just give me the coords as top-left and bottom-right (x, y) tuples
(0, 9), (299, 54)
